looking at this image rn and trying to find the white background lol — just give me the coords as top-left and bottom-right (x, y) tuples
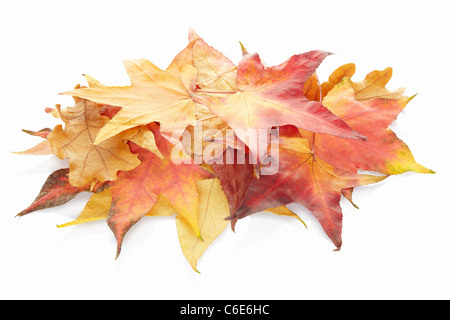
(1, 0), (448, 300)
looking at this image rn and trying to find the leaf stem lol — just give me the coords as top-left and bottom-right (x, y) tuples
(195, 90), (236, 94)
(311, 73), (322, 153)
(311, 133), (316, 154)
(197, 114), (218, 122)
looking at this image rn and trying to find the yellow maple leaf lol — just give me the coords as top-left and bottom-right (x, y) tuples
(61, 41), (202, 145)
(48, 85), (140, 187)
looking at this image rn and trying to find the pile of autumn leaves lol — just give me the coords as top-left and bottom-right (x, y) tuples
(16, 30), (432, 272)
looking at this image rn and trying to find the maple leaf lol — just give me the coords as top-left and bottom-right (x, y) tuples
(302, 78), (433, 175)
(194, 50), (366, 158)
(62, 42), (201, 144)
(301, 64), (433, 209)
(179, 30), (238, 160)
(229, 127), (387, 250)
(48, 84), (141, 187)
(106, 124), (212, 257)
(188, 28), (237, 92)
(17, 168), (88, 216)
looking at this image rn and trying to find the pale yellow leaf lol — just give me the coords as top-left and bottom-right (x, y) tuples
(175, 178), (230, 272)
(62, 46), (201, 144)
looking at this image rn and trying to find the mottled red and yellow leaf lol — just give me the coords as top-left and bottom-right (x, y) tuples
(305, 79), (433, 175)
(107, 124), (212, 257)
(194, 51), (365, 158)
(231, 131), (386, 250)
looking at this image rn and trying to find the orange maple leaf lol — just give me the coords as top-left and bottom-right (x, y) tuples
(302, 64), (433, 175)
(106, 124), (212, 257)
